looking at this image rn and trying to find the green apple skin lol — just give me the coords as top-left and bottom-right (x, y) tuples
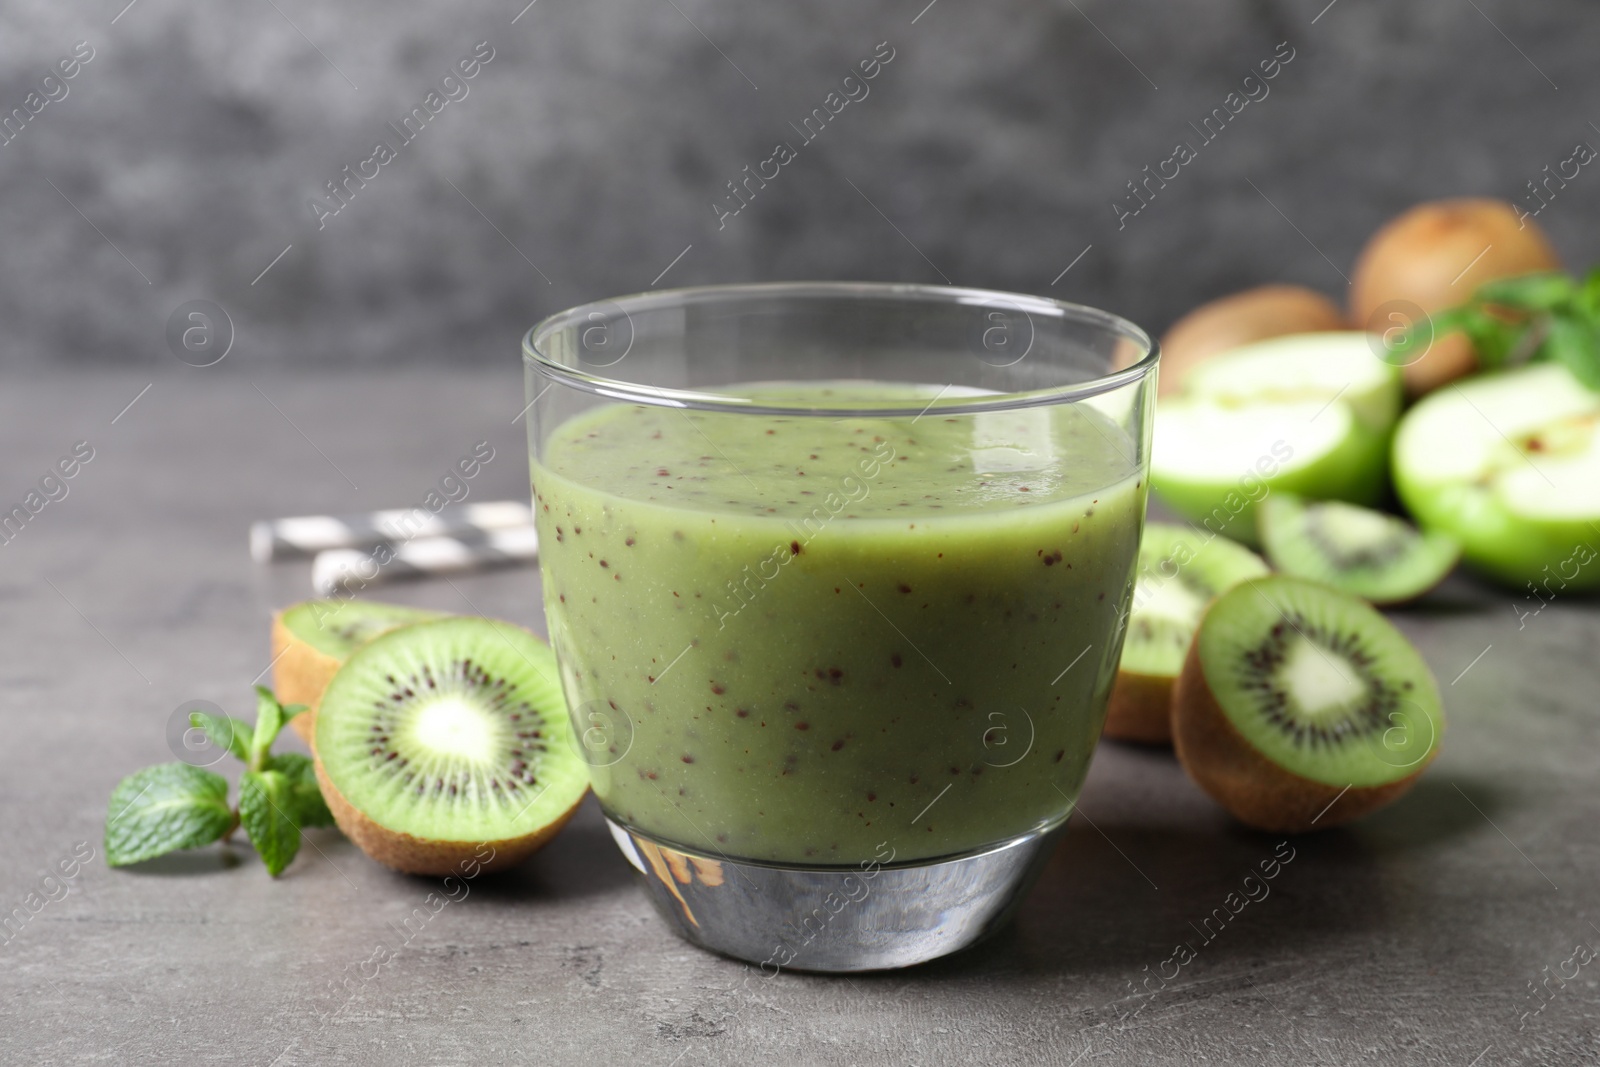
(1393, 462), (1600, 593)
(1153, 421), (1390, 548)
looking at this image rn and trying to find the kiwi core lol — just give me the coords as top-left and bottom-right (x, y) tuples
(1315, 505), (1397, 557)
(1201, 577), (1443, 788)
(317, 619), (588, 845)
(411, 697), (499, 762)
(1142, 577), (1207, 628)
(1280, 639), (1365, 718)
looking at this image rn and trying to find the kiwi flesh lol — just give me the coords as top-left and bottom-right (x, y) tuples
(273, 599), (446, 742)
(1105, 524), (1270, 743)
(313, 617), (588, 875)
(1257, 495), (1459, 606)
(1173, 575), (1443, 833)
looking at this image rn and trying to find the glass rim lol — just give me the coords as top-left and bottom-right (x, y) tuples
(522, 281), (1159, 418)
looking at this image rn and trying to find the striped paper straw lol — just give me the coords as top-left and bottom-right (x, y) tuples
(311, 525), (540, 596)
(250, 500), (533, 562)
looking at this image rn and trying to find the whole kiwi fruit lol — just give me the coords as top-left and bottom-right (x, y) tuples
(1350, 198), (1559, 397)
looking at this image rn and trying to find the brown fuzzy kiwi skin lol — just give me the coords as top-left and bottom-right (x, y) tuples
(1349, 198), (1560, 398)
(271, 612), (342, 744)
(314, 758), (586, 876)
(1103, 671), (1177, 744)
(1171, 639), (1430, 833)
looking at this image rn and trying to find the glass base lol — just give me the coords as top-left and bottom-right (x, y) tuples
(605, 818), (1061, 973)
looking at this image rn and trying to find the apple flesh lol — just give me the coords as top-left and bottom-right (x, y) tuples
(1158, 285), (1345, 397)
(1393, 363), (1600, 591)
(1151, 332), (1401, 545)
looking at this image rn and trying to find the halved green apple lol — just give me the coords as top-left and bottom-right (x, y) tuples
(1152, 332), (1401, 545)
(1181, 331), (1403, 430)
(1393, 363), (1600, 591)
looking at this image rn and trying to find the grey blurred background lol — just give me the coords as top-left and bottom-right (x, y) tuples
(2, 0), (1595, 369)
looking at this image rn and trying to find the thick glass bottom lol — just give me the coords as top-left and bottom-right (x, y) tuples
(605, 817), (1061, 973)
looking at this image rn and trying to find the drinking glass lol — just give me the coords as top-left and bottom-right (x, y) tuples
(524, 283), (1157, 971)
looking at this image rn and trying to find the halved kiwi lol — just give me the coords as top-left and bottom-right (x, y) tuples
(1173, 575), (1443, 833)
(1257, 495), (1460, 606)
(313, 617), (588, 874)
(1105, 524), (1269, 743)
(272, 599), (446, 741)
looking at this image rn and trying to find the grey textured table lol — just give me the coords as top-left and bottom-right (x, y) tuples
(3, 371), (1595, 1066)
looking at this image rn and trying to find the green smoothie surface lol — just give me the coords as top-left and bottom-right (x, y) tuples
(533, 381), (1146, 865)
(543, 383), (1134, 519)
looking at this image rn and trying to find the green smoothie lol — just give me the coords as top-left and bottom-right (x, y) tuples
(532, 383), (1145, 865)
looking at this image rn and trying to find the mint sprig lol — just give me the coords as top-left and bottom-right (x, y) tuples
(264, 752), (334, 829)
(190, 710), (252, 762)
(1392, 267), (1600, 390)
(106, 687), (328, 876)
(238, 770), (302, 876)
(104, 763), (235, 866)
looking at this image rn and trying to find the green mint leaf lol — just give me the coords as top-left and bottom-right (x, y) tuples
(1456, 307), (1524, 367)
(251, 686), (287, 764)
(1388, 307), (1467, 366)
(282, 703), (310, 722)
(264, 752), (335, 829)
(1575, 268), (1600, 325)
(1579, 267), (1600, 308)
(1383, 323), (1430, 365)
(105, 763), (234, 867)
(239, 770), (302, 877)
(1540, 316), (1600, 391)
(189, 711), (252, 762)
(1474, 271), (1576, 311)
